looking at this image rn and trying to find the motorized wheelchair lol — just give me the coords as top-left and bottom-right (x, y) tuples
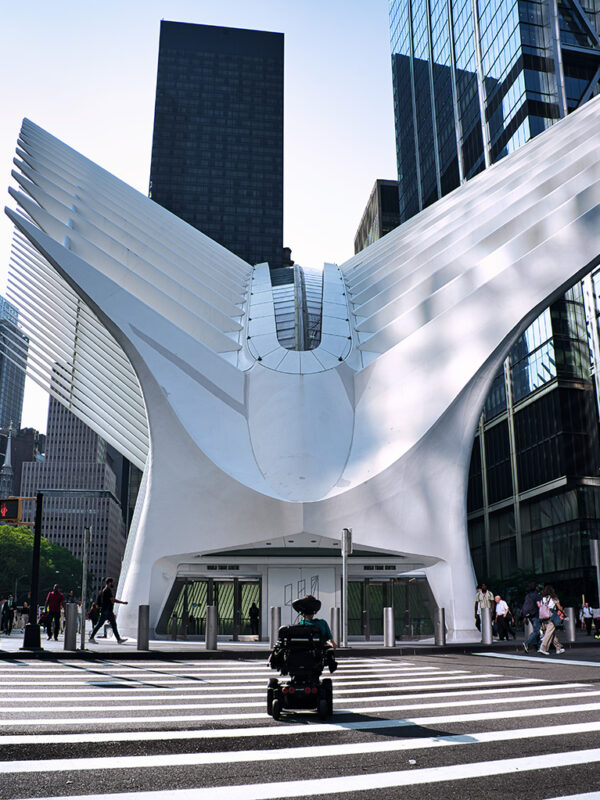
(267, 624), (334, 720)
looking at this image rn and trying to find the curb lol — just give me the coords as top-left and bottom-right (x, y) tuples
(1, 639), (598, 660)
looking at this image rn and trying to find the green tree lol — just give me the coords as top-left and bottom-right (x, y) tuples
(0, 524), (87, 603)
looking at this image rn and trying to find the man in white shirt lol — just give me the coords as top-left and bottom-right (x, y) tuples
(494, 594), (509, 640)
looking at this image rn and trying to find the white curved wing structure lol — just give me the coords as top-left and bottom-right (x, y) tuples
(6, 98), (600, 638)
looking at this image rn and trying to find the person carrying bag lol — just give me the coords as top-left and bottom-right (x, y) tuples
(538, 585), (565, 655)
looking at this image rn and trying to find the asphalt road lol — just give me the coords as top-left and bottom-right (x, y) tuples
(1, 649), (600, 799)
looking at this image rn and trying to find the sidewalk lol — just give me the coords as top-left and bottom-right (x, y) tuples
(1, 627), (599, 660)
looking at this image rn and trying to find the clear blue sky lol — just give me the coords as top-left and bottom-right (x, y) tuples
(0, 0), (397, 432)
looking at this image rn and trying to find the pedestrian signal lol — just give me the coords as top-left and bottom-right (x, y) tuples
(0, 498), (22, 522)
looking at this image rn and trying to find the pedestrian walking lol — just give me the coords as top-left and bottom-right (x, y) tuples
(475, 583), (494, 631)
(581, 602), (594, 635)
(522, 582), (541, 653)
(593, 606), (600, 639)
(538, 585), (565, 655)
(89, 577), (128, 644)
(20, 598), (29, 628)
(1, 594), (15, 634)
(494, 594), (510, 640)
(44, 584), (65, 641)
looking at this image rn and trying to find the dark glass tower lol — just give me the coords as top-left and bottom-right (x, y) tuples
(0, 296), (28, 431)
(354, 179), (401, 254)
(390, 0), (600, 222)
(389, 0), (600, 602)
(149, 21), (284, 269)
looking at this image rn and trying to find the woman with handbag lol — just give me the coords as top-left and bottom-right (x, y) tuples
(538, 585), (566, 655)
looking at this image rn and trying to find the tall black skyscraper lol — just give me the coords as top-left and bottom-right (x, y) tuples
(149, 21), (284, 269)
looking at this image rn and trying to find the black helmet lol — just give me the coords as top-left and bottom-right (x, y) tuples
(292, 595), (321, 615)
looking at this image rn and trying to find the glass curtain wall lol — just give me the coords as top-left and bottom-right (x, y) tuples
(467, 287), (600, 599)
(390, 0), (600, 209)
(390, 0), (600, 601)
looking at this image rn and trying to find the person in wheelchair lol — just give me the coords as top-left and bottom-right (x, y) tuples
(294, 595), (338, 673)
(267, 595), (337, 720)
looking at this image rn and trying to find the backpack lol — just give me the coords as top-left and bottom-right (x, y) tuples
(96, 589), (104, 607)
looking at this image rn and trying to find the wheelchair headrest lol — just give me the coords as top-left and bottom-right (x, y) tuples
(277, 624), (324, 643)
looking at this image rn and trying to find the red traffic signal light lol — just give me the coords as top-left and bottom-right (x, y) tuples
(0, 498), (22, 522)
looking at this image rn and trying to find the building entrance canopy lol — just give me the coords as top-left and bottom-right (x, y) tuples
(6, 98), (600, 638)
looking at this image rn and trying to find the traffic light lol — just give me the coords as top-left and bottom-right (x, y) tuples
(0, 498), (22, 522)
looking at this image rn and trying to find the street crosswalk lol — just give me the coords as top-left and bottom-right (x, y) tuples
(0, 655), (599, 799)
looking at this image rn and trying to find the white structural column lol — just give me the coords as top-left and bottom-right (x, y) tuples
(6, 99), (600, 639)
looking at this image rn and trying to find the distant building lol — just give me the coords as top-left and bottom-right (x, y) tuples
(354, 179), (400, 254)
(9, 427), (45, 497)
(0, 296), (27, 431)
(106, 443), (143, 531)
(21, 396), (126, 589)
(149, 20), (284, 268)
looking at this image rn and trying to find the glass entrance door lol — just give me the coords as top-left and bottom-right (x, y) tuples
(157, 577), (261, 638)
(345, 577), (435, 639)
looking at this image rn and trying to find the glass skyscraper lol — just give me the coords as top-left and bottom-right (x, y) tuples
(149, 21), (284, 269)
(389, 0), (600, 599)
(0, 296), (27, 432)
(354, 179), (401, 254)
(390, 0), (600, 221)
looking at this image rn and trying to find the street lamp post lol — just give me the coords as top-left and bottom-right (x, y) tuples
(341, 527), (352, 648)
(591, 539), (600, 605)
(21, 492), (43, 650)
(20, 490), (112, 651)
(80, 526), (91, 650)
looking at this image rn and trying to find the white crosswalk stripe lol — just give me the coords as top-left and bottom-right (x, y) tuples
(1, 655), (599, 800)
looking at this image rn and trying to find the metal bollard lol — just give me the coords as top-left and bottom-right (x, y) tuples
(361, 609), (369, 639)
(63, 603), (77, 651)
(481, 607), (493, 644)
(383, 607), (395, 647)
(564, 606), (576, 644)
(137, 605), (150, 651)
(330, 607), (341, 645)
(269, 606), (281, 648)
(205, 605), (218, 650)
(434, 607), (446, 646)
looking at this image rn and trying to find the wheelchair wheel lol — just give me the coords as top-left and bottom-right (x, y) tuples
(322, 678), (333, 715)
(272, 698), (282, 721)
(318, 697), (329, 720)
